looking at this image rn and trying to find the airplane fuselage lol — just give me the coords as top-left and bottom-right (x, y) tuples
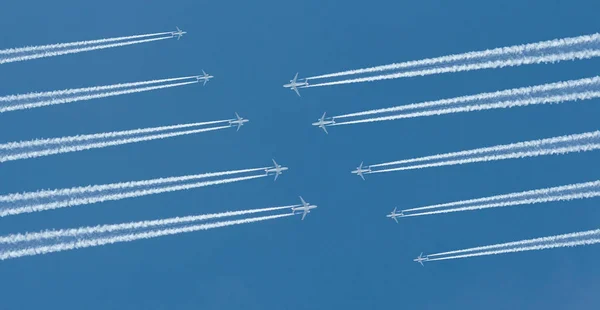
(266, 167), (288, 174)
(230, 120), (248, 125)
(283, 81), (308, 89)
(352, 168), (370, 175)
(292, 205), (317, 212)
(312, 120), (335, 127)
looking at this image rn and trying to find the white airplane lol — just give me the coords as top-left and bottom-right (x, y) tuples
(172, 27), (186, 40)
(312, 112), (335, 134)
(386, 207), (404, 223)
(283, 72), (308, 97)
(196, 70), (214, 86)
(351, 162), (371, 180)
(414, 252), (429, 266)
(291, 196), (318, 220)
(229, 112), (249, 131)
(265, 159), (288, 181)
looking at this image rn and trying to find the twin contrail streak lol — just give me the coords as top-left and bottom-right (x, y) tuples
(428, 229), (600, 258)
(303, 50), (600, 88)
(0, 36), (172, 65)
(0, 125), (231, 163)
(332, 91), (600, 126)
(369, 143), (600, 173)
(0, 76), (198, 102)
(0, 205), (298, 244)
(404, 191), (600, 218)
(0, 31), (173, 55)
(428, 238), (600, 261)
(0, 80), (197, 113)
(0, 213), (293, 260)
(0, 174), (268, 217)
(0, 119), (231, 150)
(0, 168), (267, 203)
(306, 33), (600, 80)
(333, 76), (600, 119)
(404, 180), (600, 213)
(369, 131), (600, 168)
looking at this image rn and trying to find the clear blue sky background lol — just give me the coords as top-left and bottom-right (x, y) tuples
(0, 0), (599, 309)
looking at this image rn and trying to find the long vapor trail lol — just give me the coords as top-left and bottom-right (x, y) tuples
(0, 125), (230, 163)
(0, 167), (267, 202)
(0, 31), (173, 55)
(0, 36), (173, 65)
(0, 213), (293, 260)
(303, 50), (600, 88)
(404, 180), (600, 213)
(0, 174), (268, 217)
(333, 92), (600, 126)
(0, 119), (231, 149)
(369, 143), (600, 173)
(369, 131), (600, 168)
(428, 229), (600, 258)
(0, 80), (198, 113)
(404, 191), (600, 218)
(0, 205), (299, 244)
(306, 33), (600, 80)
(0, 75), (199, 102)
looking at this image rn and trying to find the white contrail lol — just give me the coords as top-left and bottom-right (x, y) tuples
(0, 76), (198, 102)
(404, 180), (600, 212)
(404, 191), (600, 218)
(0, 167), (267, 202)
(332, 76), (600, 120)
(0, 80), (198, 113)
(0, 119), (231, 150)
(0, 174), (268, 217)
(0, 125), (231, 163)
(369, 143), (600, 173)
(428, 238), (600, 262)
(332, 91), (600, 126)
(428, 229), (600, 258)
(0, 36), (172, 65)
(303, 50), (600, 88)
(369, 131), (600, 168)
(306, 33), (600, 80)
(0, 205), (299, 244)
(0, 31), (174, 55)
(0, 213), (293, 260)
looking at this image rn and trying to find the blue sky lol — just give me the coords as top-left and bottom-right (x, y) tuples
(1, 0), (600, 309)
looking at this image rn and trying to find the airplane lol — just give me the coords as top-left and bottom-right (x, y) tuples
(283, 72), (309, 97)
(196, 70), (214, 86)
(386, 207), (404, 223)
(291, 196), (318, 220)
(312, 112), (335, 134)
(172, 26), (187, 40)
(413, 252), (429, 266)
(265, 159), (288, 181)
(229, 112), (249, 131)
(351, 161), (371, 180)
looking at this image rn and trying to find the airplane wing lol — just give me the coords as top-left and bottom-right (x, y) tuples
(272, 159), (278, 167)
(299, 196), (307, 206)
(359, 173), (365, 181)
(293, 86), (301, 97)
(393, 217), (398, 223)
(301, 210), (308, 220)
(203, 79), (208, 86)
(321, 112), (327, 121)
(419, 260), (424, 266)
(274, 173), (279, 181)
(321, 125), (329, 134)
(236, 123), (242, 131)
(235, 112), (241, 120)
(202, 69), (207, 76)
(293, 72), (299, 83)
